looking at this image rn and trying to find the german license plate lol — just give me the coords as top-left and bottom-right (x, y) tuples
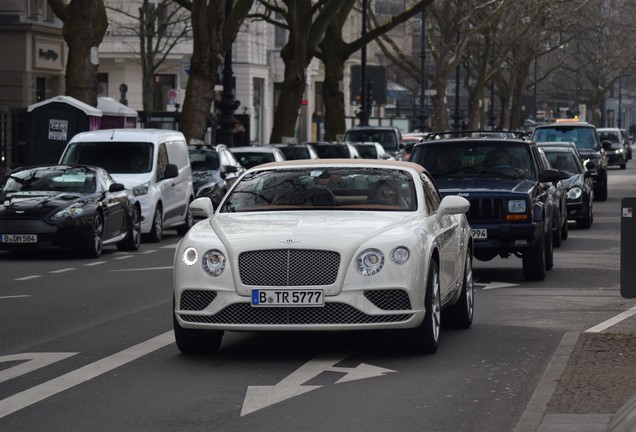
(1, 234), (37, 243)
(251, 289), (324, 307)
(470, 228), (487, 240)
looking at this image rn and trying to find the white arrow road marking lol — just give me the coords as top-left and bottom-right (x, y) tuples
(0, 353), (78, 384)
(241, 351), (396, 416)
(0, 331), (174, 419)
(477, 281), (520, 290)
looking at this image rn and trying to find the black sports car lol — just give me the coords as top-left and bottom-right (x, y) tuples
(0, 165), (141, 257)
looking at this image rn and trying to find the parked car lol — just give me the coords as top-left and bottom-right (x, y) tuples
(310, 141), (360, 159)
(352, 141), (393, 160)
(344, 126), (406, 160)
(188, 144), (245, 208)
(59, 128), (195, 242)
(173, 159), (474, 354)
(0, 164), (141, 257)
(538, 145), (595, 229)
(619, 128), (632, 159)
(597, 127), (628, 169)
(270, 143), (320, 160)
(409, 132), (560, 281)
(532, 121), (610, 201)
(229, 146), (286, 168)
(537, 147), (568, 247)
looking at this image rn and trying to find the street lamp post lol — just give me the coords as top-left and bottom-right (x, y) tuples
(417, 8), (428, 131)
(453, 31), (461, 131)
(357, 0), (370, 126)
(217, 0), (240, 146)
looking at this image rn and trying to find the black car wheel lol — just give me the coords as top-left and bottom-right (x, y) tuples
(173, 302), (223, 354)
(146, 205), (163, 243)
(578, 199), (593, 229)
(443, 249), (474, 329)
(405, 259), (441, 354)
(85, 212), (104, 258)
(522, 230), (546, 281)
(176, 200), (194, 236)
(117, 205), (141, 251)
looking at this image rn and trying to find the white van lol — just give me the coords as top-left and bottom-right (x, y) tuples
(59, 129), (194, 242)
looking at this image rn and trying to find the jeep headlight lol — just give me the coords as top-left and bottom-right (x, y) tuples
(507, 200), (526, 213)
(355, 248), (385, 276)
(132, 181), (150, 196)
(567, 187), (582, 200)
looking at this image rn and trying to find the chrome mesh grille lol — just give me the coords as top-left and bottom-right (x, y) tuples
(0, 219), (57, 234)
(238, 249), (340, 286)
(179, 303), (413, 325)
(180, 290), (217, 311)
(364, 289), (412, 310)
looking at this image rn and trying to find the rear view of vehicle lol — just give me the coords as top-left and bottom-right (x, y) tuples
(344, 126), (405, 160)
(409, 135), (559, 281)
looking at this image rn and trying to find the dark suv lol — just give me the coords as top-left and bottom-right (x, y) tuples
(409, 132), (560, 281)
(188, 144), (245, 208)
(531, 122), (609, 201)
(344, 126), (405, 160)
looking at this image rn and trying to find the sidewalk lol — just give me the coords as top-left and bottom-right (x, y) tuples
(514, 306), (636, 432)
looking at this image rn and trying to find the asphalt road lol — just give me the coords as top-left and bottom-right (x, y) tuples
(0, 163), (633, 432)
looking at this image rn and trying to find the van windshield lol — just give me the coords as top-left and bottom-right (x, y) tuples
(532, 126), (598, 150)
(62, 142), (153, 174)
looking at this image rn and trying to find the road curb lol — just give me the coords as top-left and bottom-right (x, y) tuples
(513, 331), (580, 432)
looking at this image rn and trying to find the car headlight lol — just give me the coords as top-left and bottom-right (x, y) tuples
(507, 199), (526, 213)
(182, 247), (198, 266)
(567, 187), (582, 200)
(355, 248), (385, 276)
(52, 207), (85, 220)
(197, 182), (221, 197)
(202, 249), (226, 276)
(615, 149), (623, 154)
(132, 181), (150, 196)
(390, 246), (410, 265)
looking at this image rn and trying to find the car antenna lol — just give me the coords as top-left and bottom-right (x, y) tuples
(110, 129), (116, 140)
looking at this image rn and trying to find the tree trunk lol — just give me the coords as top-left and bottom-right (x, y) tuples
(319, 28), (347, 141)
(48, 0), (108, 106)
(179, 0), (224, 143)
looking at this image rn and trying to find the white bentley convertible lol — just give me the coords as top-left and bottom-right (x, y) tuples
(173, 159), (473, 354)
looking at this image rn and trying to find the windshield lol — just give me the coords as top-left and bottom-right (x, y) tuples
(345, 130), (398, 151)
(220, 167), (417, 212)
(62, 141), (153, 174)
(532, 126), (598, 150)
(232, 151), (276, 169)
(1, 166), (96, 194)
(279, 147), (310, 160)
(313, 145), (350, 158)
(354, 145), (378, 159)
(543, 151), (583, 176)
(189, 150), (220, 171)
(410, 141), (537, 180)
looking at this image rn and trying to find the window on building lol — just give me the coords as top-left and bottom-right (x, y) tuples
(97, 73), (109, 99)
(274, 13), (287, 48)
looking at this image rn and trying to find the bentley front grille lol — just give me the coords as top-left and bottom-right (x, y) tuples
(179, 303), (413, 325)
(364, 289), (412, 310)
(180, 290), (217, 311)
(238, 249), (340, 286)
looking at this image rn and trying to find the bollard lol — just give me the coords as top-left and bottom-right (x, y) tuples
(621, 198), (636, 298)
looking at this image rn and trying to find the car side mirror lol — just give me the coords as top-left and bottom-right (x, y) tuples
(539, 168), (560, 183)
(109, 183), (125, 192)
(585, 160), (596, 170)
(189, 197), (214, 220)
(164, 163), (179, 179)
(602, 140), (613, 151)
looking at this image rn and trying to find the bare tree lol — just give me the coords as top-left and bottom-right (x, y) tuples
(47, 0), (108, 106)
(106, 0), (191, 113)
(172, 0), (254, 144)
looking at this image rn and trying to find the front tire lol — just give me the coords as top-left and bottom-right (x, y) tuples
(522, 231), (546, 281)
(117, 205), (141, 251)
(146, 205), (163, 243)
(443, 248), (474, 329)
(85, 212), (104, 258)
(405, 259), (441, 354)
(173, 310), (223, 354)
